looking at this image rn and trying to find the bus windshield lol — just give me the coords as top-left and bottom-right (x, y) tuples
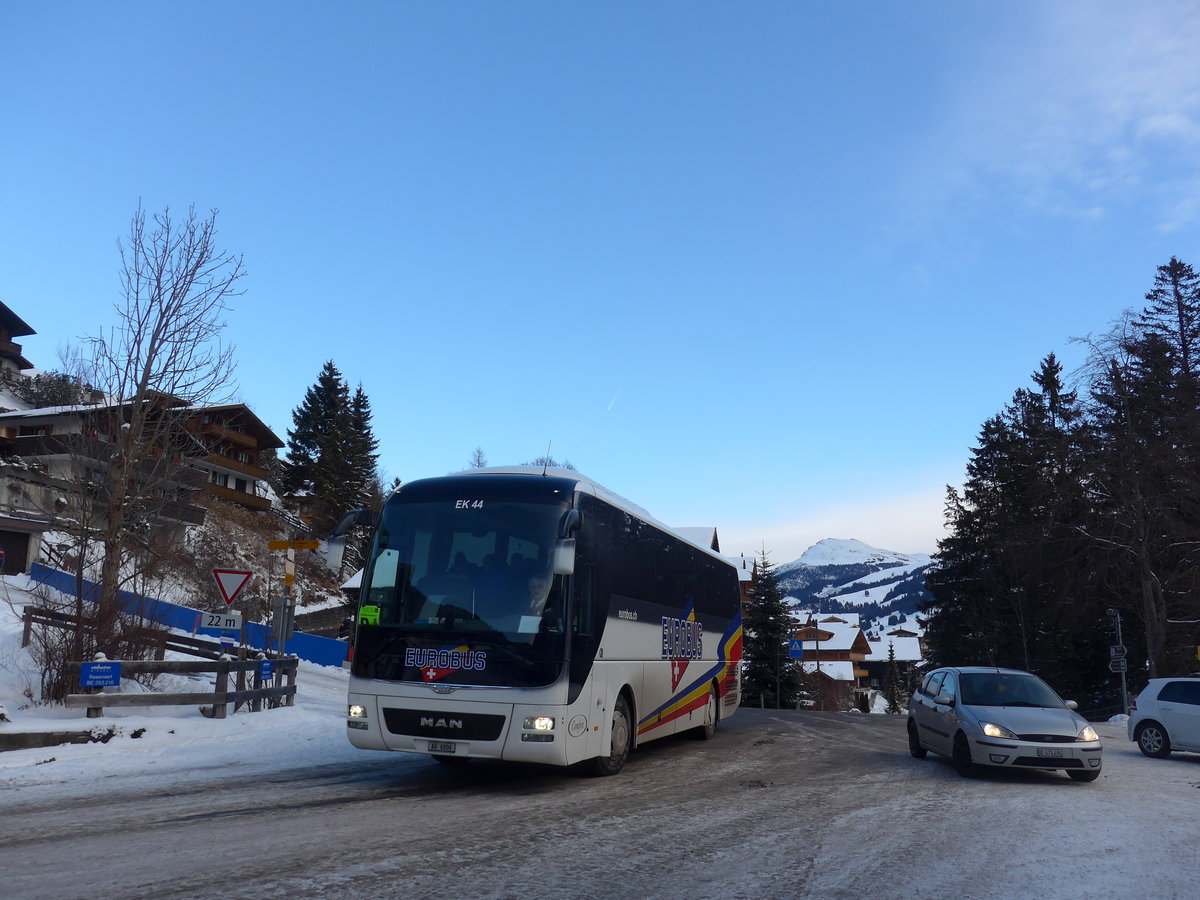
(352, 493), (571, 685)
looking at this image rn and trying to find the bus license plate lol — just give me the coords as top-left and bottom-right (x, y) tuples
(1036, 748), (1064, 758)
(429, 741), (456, 753)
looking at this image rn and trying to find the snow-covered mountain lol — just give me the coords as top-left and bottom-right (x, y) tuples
(776, 538), (933, 639)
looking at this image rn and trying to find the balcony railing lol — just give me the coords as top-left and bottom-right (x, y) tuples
(10, 434), (209, 490)
(188, 421), (258, 449)
(207, 483), (272, 512)
(203, 453), (270, 481)
(149, 498), (208, 526)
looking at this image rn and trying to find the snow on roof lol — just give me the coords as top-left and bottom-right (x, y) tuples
(819, 613), (861, 627)
(674, 526), (718, 551)
(341, 569), (362, 590)
(801, 660), (857, 682)
(800, 619), (867, 652)
(0, 404), (94, 419)
(726, 554), (754, 582)
(866, 636), (923, 662)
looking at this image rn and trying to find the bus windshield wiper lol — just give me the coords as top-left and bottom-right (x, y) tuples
(475, 640), (537, 670)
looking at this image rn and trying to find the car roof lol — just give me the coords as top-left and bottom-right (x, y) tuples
(935, 666), (1035, 676)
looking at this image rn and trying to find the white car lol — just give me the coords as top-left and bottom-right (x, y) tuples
(907, 666), (1103, 782)
(1128, 677), (1200, 758)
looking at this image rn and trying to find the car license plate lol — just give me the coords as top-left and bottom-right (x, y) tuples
(428, 741), (456, 753)
(1036, 747), (1065, 758)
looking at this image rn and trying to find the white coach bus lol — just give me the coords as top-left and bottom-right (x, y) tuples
(335, 467), (742, 776)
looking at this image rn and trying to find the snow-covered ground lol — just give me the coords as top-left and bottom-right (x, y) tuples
(0, 574), (363, 801)
(5, 573), (1200, 900)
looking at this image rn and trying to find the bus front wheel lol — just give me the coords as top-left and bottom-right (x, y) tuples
(592, 694), (632, 777)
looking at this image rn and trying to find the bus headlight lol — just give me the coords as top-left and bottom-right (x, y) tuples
(524, 716), (555, 731)
(347, 704), (369, 730)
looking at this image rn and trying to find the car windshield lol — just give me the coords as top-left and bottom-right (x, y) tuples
(959, 673), (1065, 708)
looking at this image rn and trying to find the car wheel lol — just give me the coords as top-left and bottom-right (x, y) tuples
(907, 720), (927, 759)
(1135, 721), (1172, 758)
(592, 694), (632, 776)
(952, 732), (978, 777)
(1067, 768), (1101, 782)
(692, 685), (718, 740)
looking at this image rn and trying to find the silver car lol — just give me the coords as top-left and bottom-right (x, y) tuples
(907, 666), (1103, 782)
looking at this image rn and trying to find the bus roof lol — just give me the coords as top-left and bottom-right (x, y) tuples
(443, 466), (735, 567)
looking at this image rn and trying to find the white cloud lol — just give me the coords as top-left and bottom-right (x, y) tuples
(913, 1), (1200, 229)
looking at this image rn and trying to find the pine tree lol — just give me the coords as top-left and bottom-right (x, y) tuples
(347, 383), (381, 508)
(741, 548), (801, 709)
(1137, 256), (1200, 383)
(924, 354), (1093, 692)
(282, 362), (381, 534)
(8, 369), (88, 407)
(1087, 297), (1200, 676)
(883, 641), (903, 715)
(927, 258), (1200, 693)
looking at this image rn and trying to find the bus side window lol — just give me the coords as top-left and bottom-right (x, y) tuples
(573, 563), (594, 636)
(568, 562), (596, 702)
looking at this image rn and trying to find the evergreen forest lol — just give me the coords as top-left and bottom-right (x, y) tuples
(923, 257), (1200, 711)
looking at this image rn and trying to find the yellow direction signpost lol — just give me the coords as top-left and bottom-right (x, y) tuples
(267, 538), (321, 657)
(268, 539), (321, 551)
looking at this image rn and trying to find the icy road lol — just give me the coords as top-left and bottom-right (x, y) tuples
(0, 711), (1195, 900)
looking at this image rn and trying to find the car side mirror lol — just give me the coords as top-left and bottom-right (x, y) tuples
(934, 692), (955, 706)
(1065, 700), (1078, 710)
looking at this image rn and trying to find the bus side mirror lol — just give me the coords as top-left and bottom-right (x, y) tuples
(326, 536), (346, 572)
(328, 509), (379, 573)
(559, 509), (582, 538)
(332, 508), (379, 537)
(553, 538), (576, 575)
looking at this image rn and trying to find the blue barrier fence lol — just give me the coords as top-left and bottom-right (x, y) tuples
(29, 563), (349, 668)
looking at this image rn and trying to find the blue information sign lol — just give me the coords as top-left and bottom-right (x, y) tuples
(259, 659), (274, 682)
(788, 639), (805, 659)
(80, 661), (122, 687)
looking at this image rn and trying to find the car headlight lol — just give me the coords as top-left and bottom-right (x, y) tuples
(1077, 725), (1099, 742)
(981, 721), (1018, 739)
(348, 704), (367, 719)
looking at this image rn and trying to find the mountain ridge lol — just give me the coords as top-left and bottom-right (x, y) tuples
(775, 538), (934, 639)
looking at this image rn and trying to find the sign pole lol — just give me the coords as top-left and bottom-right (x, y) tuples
(1107, 609), (1129, 716)
(281, 541), (295, 659)
(267, 536), (318, 660)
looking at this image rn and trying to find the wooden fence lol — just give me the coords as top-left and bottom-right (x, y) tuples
(22, 605), (236, 661)
(64, 657), (298, 719)
(22, 606), (300, 718)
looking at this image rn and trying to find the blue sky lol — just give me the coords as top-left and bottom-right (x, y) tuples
(3, 2), (1200, 562)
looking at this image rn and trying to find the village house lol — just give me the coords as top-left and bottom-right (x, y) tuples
(794, 613), (874, 711)
(0, 300), (285, 573)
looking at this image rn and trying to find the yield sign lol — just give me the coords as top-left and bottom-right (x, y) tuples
(212, 569), (253, 606)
